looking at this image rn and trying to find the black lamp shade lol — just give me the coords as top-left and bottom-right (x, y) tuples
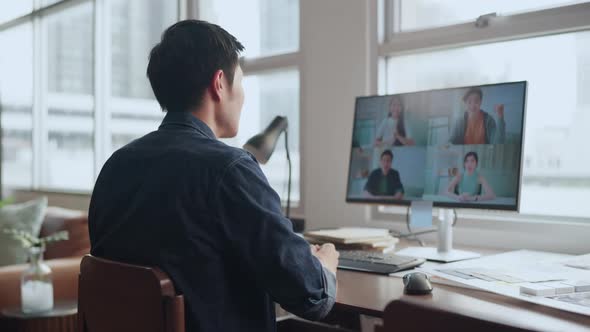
(243, 116), (288, 164)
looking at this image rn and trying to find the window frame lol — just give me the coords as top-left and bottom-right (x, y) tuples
(372, 1), (590, 245)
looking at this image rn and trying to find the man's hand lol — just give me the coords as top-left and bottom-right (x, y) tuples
(311, 243), (339, 275)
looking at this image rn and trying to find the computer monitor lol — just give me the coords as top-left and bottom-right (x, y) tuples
(346, 81), (527, 261)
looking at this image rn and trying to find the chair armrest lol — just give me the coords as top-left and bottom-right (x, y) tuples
(0, 256), (82, 309)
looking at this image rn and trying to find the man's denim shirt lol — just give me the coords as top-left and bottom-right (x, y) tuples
(88, 111), (336, 332)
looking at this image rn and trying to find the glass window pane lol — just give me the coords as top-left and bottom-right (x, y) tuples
(109, 0), (176, 154)
(385, 31), (590, 218)
(0, 24), (33, 189)
(45, 3), (94, 191)
(200, 0), (299, 58)
(224, 69), (300, 204)
(111, 0), (177, 99)
(47, 113), (94, 191)
(47, 3), (94, 94)
(398, 0), (588, 32)
(0, 1), (33, 24)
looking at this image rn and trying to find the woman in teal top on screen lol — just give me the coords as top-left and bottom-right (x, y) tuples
(446, 152), (496, 202)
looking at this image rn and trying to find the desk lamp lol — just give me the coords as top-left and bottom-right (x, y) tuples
(243, 116), (292, 218)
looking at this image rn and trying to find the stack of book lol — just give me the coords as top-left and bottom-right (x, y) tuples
(304, 227), (398, 254)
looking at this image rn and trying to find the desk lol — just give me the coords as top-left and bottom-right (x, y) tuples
(332, 245), (590, 332)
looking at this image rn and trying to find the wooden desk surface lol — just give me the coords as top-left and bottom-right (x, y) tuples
(334, 243), (590, 332)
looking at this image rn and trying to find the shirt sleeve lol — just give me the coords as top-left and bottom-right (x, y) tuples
(214, 154), (336, 321)
(364, 170), (376, 194)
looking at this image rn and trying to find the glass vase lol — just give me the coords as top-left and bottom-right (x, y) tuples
(21, 245), (54, 313)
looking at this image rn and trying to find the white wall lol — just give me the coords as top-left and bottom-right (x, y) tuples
(301, 0), (374, 230)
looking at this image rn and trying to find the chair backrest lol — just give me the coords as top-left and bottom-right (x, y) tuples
(375, 298), (528, 332)
(77, 255), (185, 332)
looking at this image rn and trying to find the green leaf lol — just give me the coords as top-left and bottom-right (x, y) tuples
(2, 228), (68, 248)
(3, 229), (37, 248)
(39, 231), (69, 245)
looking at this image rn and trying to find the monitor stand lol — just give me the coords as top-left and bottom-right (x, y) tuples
(399, 208), (481, 263)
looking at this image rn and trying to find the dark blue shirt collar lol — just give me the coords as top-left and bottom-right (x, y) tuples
(159, 111), (216, 139)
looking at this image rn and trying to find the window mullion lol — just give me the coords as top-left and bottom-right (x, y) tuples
(180, 0), (198, 20)
(93, 0), (111, 180)
(32, 13), (48, 189)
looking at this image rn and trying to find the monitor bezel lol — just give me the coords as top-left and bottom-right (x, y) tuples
(345, 80), (528, 212)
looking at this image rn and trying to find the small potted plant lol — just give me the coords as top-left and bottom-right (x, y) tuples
(4, 228), (68, 313)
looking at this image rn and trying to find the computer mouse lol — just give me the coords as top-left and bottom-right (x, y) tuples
(403, 272), (433, 295)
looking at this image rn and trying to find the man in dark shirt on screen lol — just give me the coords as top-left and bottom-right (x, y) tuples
(364, 149), (404, 199)
(88, 20), (338, 332)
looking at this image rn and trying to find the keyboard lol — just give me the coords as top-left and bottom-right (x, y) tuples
(338, 250), (425, 275)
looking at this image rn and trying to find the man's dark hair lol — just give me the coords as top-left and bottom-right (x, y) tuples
(147, 20), (244, 112)
(462, 87), (483, 102)
(381, 150), (394, 160)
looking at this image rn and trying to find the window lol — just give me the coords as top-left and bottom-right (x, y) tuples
(0, 1), (32, 24)
(380, 1), (590, 220)
(1, 1), (302, 209)
(0, 0), (179, 193)
(393, 0), (588, 32)
(109, 0), (178, 153)
(199, 0), (299, 58)
(45, 2), (94, 191)
(0, 24), (33, 188)
(200, 0), (302, 209)
(385, 31), (590, 218)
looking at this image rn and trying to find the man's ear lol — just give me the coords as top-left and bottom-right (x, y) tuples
(209, 69), (224, 102)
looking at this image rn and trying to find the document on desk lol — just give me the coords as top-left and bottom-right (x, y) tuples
(419, 250), (590, 316)
(562, 253), (590, 270)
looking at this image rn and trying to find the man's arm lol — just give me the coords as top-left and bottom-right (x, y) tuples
(214, 154), (337, 321)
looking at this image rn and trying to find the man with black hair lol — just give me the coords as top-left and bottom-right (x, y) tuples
(364, 149), (405, 199)
(89, 20), (338, 332)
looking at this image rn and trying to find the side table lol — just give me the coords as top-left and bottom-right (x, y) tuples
(0, 301), (77, 332)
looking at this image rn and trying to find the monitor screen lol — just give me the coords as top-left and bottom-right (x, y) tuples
(346, 81), (527, 211)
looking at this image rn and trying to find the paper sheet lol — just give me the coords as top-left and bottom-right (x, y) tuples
(418, 250), (590, 316)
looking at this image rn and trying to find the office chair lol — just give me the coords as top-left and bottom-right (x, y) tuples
(77, 255), (185, 332)
(375, 298), (528, 332)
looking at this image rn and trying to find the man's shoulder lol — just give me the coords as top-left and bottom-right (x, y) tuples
(106, 132), (256, 178)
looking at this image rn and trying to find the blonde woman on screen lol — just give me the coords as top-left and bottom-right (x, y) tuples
(375, 96), (415, 146)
